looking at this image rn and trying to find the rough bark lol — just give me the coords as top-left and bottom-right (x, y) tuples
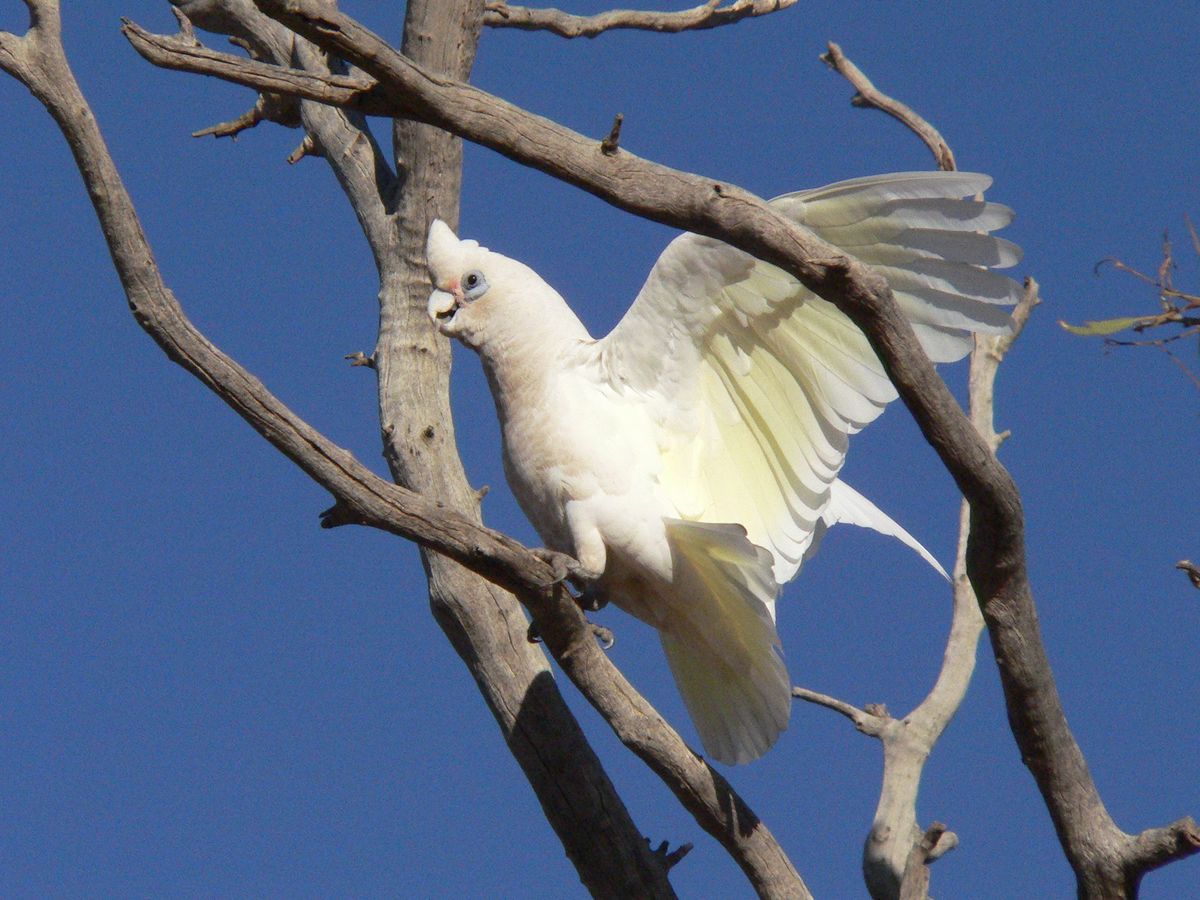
(369, 3), (677, 896)
(122, 9), (811, 898)
(9, 1), (1199, 895)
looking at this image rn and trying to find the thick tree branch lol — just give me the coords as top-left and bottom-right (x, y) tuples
(483, 0), (796, 38)
(123, 19), (393, 113)
(808, 59), (980, 898)
(17, 0), (1198, 893)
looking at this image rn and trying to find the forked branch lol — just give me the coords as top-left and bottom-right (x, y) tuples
(795, 51), (995, 897)
(9, 0), (1198, 894)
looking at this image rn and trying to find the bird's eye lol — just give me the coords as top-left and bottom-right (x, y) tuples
(462, 270), (489, 300)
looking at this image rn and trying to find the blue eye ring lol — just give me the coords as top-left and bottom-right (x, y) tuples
(462, 270), (488, 300)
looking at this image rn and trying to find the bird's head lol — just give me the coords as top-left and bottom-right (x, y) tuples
(426, 219), (518, 350)
(425, 220), (586, 353)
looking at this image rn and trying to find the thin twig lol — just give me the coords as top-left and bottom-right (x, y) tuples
(192, 91), (302, 140)
(1177, 560), (1200, 590)
(821, 42), (956, 172)
(791, 687), (884, 734)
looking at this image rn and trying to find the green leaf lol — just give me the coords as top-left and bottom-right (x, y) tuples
(1058, 316), (1145, 336)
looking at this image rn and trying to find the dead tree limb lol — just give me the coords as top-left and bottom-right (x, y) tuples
(483, 0), (796, 38)
(174, 1), (680, 893)
(791, 48), (981, 899)
(10, 0), (1200, 893)
(821, 41), (956, 172)
(798, 270), (1035, 899)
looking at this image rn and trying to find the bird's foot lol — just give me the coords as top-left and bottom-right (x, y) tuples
(530, 547), (601, 589)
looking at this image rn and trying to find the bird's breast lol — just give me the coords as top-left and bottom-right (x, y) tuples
(497, 370), (664, 543)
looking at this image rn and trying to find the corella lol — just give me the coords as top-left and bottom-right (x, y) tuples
(426, 172), (1021, 764)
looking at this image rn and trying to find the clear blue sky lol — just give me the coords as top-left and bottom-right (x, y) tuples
(2, 2), (1197, 897)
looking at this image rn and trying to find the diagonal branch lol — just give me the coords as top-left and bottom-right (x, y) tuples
(791, 53), (990, 897)
(483, 0), (797, 39)
(818, 40), (1198, 894)
(821, 42), (956, 173)
(123, 20), (393, 112)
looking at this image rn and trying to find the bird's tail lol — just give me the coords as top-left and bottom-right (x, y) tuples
(659, 519), (790, 765)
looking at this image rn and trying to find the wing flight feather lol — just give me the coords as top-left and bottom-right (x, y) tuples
(594, 171), (1022, 582)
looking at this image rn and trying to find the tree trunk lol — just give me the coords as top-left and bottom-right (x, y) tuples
(373, 3), (674, 895)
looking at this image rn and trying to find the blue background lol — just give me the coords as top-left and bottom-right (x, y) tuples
(2, 2), (1197, 896)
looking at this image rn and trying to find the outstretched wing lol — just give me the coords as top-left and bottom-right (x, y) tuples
(593, 171), (1022, 583)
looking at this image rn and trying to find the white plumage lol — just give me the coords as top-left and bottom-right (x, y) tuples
(425, 172), (1021, 764)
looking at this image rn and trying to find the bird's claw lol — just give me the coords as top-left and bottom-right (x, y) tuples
(531, 547), (600, 589)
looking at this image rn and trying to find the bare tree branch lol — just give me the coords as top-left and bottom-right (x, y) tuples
(192, 2), (1200, 893)
(122, 19), (393, 114)
(821, 42), (956, 172)
(817, 52), (979, 897)
(483, 0), (796, 38)
(192, 88), (301, 139)
(897, 823), (949, 900)
(791, 688), (885, 735)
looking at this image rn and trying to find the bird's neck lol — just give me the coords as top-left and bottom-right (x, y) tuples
(476, 303), (591, 428)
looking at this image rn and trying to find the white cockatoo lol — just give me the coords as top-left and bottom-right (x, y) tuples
(426, 172), (1021, 765)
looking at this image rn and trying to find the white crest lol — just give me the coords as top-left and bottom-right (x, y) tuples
(426, 219), (482, 284)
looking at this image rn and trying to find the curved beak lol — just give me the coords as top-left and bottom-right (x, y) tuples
(427, 285), (463, 328)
